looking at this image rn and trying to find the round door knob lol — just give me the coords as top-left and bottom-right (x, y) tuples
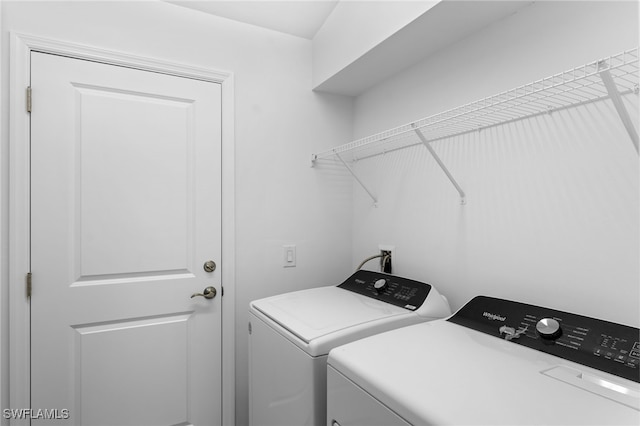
(373, 278), (388, 293)
(203, 260), (216, 273)
(536, 318), (562, 339)
(191, 286), (217, 299)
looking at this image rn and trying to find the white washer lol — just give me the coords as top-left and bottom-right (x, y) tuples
(248, 270), (451, 426)
(328, 296), (640, 425)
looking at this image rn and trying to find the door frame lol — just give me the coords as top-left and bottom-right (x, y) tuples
(8, 32), (236, 425)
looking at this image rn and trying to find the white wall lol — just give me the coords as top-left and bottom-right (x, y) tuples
(351, 1), (640, 327)
(312, 0), (437, 88)
(0, 2), (354, 425)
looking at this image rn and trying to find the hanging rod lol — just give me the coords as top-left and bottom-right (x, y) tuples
(311, 47), (638, 206)
(312, 47), (639, 164)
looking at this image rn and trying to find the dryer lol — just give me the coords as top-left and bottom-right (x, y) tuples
(327, 296), (640, 425)
(248, 270), (451, 426)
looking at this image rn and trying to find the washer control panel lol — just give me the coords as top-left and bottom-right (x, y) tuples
(448, 296), (640, 383)
(338, 270), (431, 311)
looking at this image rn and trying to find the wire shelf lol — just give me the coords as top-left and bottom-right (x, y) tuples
(312, 47), (639, 164)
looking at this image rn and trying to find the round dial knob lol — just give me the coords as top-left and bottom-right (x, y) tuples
(536, 318), (562, 339)
(373, 278), (388, 293)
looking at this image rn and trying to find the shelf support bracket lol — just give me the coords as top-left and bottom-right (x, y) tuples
(598, 64), (639, 154)
(335, 152), (378, 206)
(412, 125), (466, 204)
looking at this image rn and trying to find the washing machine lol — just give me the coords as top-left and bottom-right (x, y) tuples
(327, 295), (640, 425)
(248, 269), (451, 426)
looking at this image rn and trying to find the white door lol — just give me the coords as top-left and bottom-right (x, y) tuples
(29, 52), (222, 426)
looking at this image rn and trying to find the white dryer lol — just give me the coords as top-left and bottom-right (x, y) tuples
(328, 296), (640, 425)
(248, 270), (451, 426)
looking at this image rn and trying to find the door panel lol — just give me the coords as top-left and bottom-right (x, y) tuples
(73, 313), (192, 426)
(30, 52), (222, 426)
(75, 84), (194, 278)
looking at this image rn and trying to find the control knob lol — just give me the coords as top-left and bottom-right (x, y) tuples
(536, 318), (562, 339)
(373, 278), (388, 293)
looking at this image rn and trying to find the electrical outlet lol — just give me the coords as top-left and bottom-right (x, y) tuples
(378, 244), (394, 273)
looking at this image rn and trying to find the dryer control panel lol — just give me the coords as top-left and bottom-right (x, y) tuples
(448, 296), (640, 383)
(338, 270), (431, 311)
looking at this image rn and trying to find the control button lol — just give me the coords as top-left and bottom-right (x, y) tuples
(627, 358), (639, 368)
(536, 318), (562, 340)
(630, 349), (639, 359)
(373, 279), (388, 293)
(593, 348), (602, 356)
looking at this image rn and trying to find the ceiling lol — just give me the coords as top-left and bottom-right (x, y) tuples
(315, 0), (534, 95)
(166, 1), (535, 96)
(167, 0), (340, 39)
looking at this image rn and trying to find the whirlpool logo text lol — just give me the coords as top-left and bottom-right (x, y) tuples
(483, 312), (506, 322)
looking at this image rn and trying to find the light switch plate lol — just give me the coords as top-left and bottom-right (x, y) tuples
(283, 245), (296, 268)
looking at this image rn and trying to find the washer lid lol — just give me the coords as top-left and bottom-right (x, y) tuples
(250, 286), (408, 344)
(328, 320), (640, 425)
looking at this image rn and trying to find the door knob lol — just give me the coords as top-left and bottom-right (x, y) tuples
(191, 286), (217, 299)
(203, 260), (216, 273)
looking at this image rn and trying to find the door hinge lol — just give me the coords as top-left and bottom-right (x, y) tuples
(222, 286), (224, 297)
(26, 272), (32, 298)
(248, 322), (252, 335)
(26, 86), (32, 113)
